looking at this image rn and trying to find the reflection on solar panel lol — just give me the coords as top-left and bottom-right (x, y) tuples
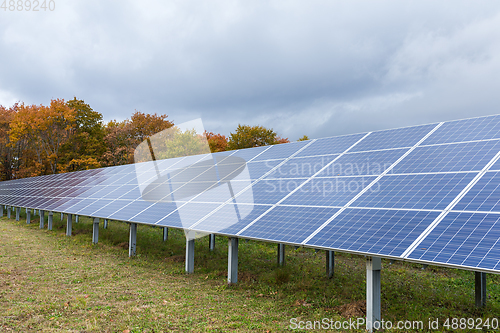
(1, 114), (500, 275)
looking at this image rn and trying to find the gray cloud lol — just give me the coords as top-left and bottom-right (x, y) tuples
(1, 0), (500, 141)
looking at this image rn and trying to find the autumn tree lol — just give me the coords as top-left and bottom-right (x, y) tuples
(9, 99), (76, 175)
(59, 98), (106, 172)
(298, 135), (309, 141)
(227, 124), (290, 150)
(102, 111), (174, 166)
(0, 105), (16, 180)
(205, 131), (228, 152)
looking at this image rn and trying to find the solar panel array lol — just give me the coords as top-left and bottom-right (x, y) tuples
(2, 114), (500, 273)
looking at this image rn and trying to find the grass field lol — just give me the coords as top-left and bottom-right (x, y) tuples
(1, 212), (500, 332)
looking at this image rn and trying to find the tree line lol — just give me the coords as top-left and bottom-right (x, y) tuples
(0, 98), (308, 181)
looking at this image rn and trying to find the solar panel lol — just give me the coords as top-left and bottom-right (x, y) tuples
(2, 114), (500, 274)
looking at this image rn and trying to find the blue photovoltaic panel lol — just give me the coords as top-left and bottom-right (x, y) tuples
(90, 200), (136, 218)
(352, 173), (477, 210)
(306, 209), (441, 257)
(232, 179), (308, 205)
(161, 202), (223, 228)
(349, 123), (436, 152)
(281, 176), (377, 207)
(423, 115), (500, 145)
(216, 145), (271, 161)
(408, 212), (500, 271)
(489, 157), (500, 171)
(52, 198), (84, 212)
(453, 172), (500, 212)
(239, 206), (340, 244)
(74, 199), (114, 216)
(130, 202), (181, 226)
(245, 160), (284, 180)
(107, 200), (155, 221)
(317, 148), (408, 177)
(190, 203), (272, 235)
(393, 140), (500, 174)
(265, 155), (338, 179)
(295, 133), (366, 157)
(251, 140), (310, 161)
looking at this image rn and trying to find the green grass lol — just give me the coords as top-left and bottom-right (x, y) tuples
(1, 212), (500, 332)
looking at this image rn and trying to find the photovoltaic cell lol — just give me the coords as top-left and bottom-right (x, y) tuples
(191, 203), (272, 235)
(408, 212), (500, 270)
(306, 208), (441, 257)
(265, 155), (338, 179)
(233, 178), (308, 205)
(453, 172), (500, 212)
(423, 115), (500, 145)
(251, 140), (310, 161)
(317, 148), (408, 177)
(352, 173), (477, 210)
(349, 123), (436, 152)
(239, 206), (340, 244)
(281, 176), (377, 207)
(295, 133), (366, 157)
(393, 140), (500, 174)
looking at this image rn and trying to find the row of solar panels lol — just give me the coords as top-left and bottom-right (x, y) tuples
(1, 114), (500, 273)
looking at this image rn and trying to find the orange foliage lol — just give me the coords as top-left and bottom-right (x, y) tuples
(205, 131), (228, 152)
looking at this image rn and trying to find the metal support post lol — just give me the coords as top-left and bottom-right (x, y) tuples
(26, 209), (31, 224)
(163, 227), (168, 242)
(104, 219), (108, 229)
(60, 212), (63, 220)
(48, 211), (53, 230)
(326, 250), (335, 279)
(15, 207), (20, 221)
(475, 272), (487, 307)
(185, 237), (195, 273)
(39, 210), (45, 229)
(129, 223), (137, 257)
(75, 215), (79, 223)
(366, 256), (381, 332)
(92, 217), (99, 244)
(209, 234), (215, 251)
(66, 214), (72, 236)
(0, 205), (2, 217)
(228, 237), (239, 284)
(7, 206), (10, 219)
(277, 243), (285, 266)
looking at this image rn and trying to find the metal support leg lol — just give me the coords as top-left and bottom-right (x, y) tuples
(60, 212), (63, 220)
(75, 215), (79, 223)
(7, 206), (11, 219)
(92, 217), (99, 244)
(26, 209), (31, 224)
(66, 214), (72, 236)
(475, 272), (487, 307)
(228, 237), (239, 284)
(48, 212), (53, 230)
(129, 223), (137, 257)
(163, 227), (168, 242)
(185, 238), (195, 273)
(366, 256), (381, 332)
(277, 243), (285, 266)
(39, 210), (45, 229)
(0, 205), (3, 217)
(209, 234), (215, 251)
(326, 250), (335, 279)
(104, 219), (108, 229)
(15, 207), (20, 221)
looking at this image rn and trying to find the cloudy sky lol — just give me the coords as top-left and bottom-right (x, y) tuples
(1, 0), (500, 140)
